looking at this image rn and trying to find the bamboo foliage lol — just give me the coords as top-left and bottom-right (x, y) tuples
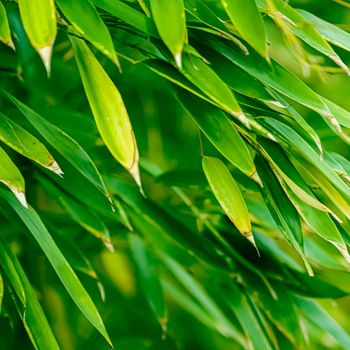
(1, 0), (350, 349)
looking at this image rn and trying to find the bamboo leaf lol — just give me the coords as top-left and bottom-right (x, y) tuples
(204, 36), (342, 128)
(0, 239), (61, 350)
(0, 89), (110, 200)
(128, 234), (167, 325)
(298, 9), (350, 53)
(176, 89), (259, 182)
(70, 36), (142, 189)
(37, 174), (113, 251)
(56, 0), (119, 67)
(150, 0), (187, 67)
(0, 146), (26, 207)
(227, 281), (273, 350)
(0, 2), (13, 48)
(222, 0), (268, 58)
(202, 156), (255, 246)
(159, 253), (246, 345)
(91, 0), (157, 36)
(286, 187), (350, 263)
(17, 0), (56, 74)
(257, 0), (349, 74)
(0, 111), (62, 175)
(181, 52), (249, 127)
(0, 188), (113, 347)
(297, 298), (350, 350)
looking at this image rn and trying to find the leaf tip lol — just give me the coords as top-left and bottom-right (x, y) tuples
(175, 52), (182, 69)
(250, 171), (263, 187)
(12, 189), (28, 208)
(37, 45), (53, 77)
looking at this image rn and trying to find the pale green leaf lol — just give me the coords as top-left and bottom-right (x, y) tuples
(70, 36), (141, 189)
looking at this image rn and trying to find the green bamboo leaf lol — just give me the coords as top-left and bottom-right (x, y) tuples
(298, 9), (350, 53)
(257, 0), (349, 74)
(91, 0), (157, 36)
(70, 36), (142, 189)
(255, 155), (313, 275)
(0, 188), (113, 347)
(37, 175), (113, 251)
(204, 36), (342, 129)
(17, 0), (56, 74)
(222, 0), (268, 58)
(0, 2), (13, 48)
(202, 156), (255, 246)
(254, 283), (302, 347)
(227, 282), (273, 350)
(296, 162), (350, 221)
(181, 52), (249, 127)
(0, 240), (25, 306)
(176, 89), (259, 182)
(128, 234), (167, 326)
(297, 298), (350, 350)
(149, 0), (187, 67)
(137, 0), (151, 17)
(159, 253), (246, 345)
(286, 187), (350, 264)
(0, 146), (26, 207)
(263, 118), (350, 199)
(259, 139), (334, 216)
(0, 112), (62, 175)
(162, 278), (234, 336)
(56, 0), (119, 67)
(0, 239), (61, 350)
(0, 89), (110, 201)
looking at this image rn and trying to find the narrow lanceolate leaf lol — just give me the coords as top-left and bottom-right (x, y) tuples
(298, 10), (350, 53)
(0, 112), (62, 175)
(0, 146), (26, 207)
(204, 36), (341, 128)
(0, 89), (110, 200)
(181, 52), (249, 127)
(0, 188), (113, 347)
(297, 298), (350, 350)
(56, 0), (119, 67)
(128, 234), (167, 326)
(202, 156), (255, 246)
(0, 239), (61, 350)
(0, 2), (13, 48)
(159, 253), (246, 345)
(0, 240), (25, 306)
(17, 0), (56, 74)
(286, 187), (350, 264)
(257, 0), (349, 74)
(176, 89), (259, 182)
(150, 0), (187, 67)
(70, 36), (141, 189)
(222, 0), (268, 58)
(38, 175), (113, 251)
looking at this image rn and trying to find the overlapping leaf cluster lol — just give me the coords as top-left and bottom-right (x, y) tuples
(1, 0), (350, 349)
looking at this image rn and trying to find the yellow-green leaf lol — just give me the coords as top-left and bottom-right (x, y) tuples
(0, 146), (26, 207)
(17, 0), (57, 74)
(0, 2), (13, 48)
(222, 0), (268, 58)
(0, 112), (62, 175)
(70, 36), (141, 188)
(202, 156), (255, 246)
(182, 52), (249, 127)
(56, 0), (119, 67)
(150, 0), (187, 67)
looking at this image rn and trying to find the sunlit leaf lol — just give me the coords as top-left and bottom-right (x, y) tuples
(70, 36), (142, 189)
(17, 0), (56, 73)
